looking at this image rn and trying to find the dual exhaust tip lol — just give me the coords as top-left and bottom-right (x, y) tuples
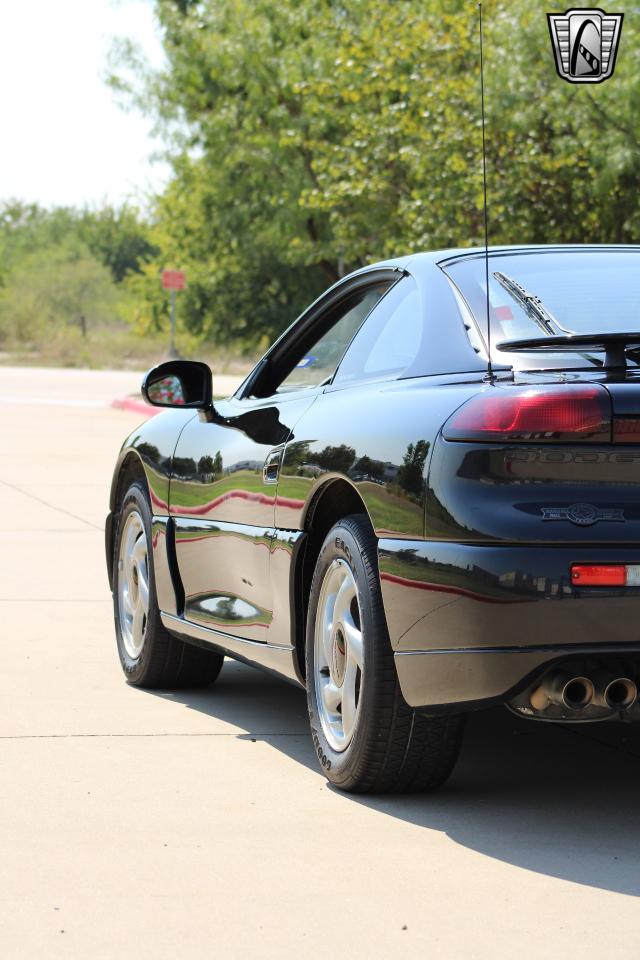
(530, 672), (637, 713)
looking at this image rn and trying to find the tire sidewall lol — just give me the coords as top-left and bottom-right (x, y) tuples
(306, 518), (387, 787)
(112, 483), (160, 683)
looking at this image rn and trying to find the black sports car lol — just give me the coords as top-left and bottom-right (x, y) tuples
(106, 245), (640, 793)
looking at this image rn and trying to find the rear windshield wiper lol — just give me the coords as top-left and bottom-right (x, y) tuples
(493, 271), (574, 337)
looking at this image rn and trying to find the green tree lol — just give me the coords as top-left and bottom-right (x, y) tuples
(0, 243), (124, 347)
(78, 205), (159, 282)
(315, 444), (357, 473)
(110, 0), (640, 350)
(397, 440), (430, 499)
(353, 455), (384, 480)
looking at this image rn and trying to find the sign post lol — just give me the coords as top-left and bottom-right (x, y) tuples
(162, 270), (186, 358)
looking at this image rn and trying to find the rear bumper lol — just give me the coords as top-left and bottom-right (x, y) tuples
(393, 643), (640, 711)
(379, 539), (640, 710)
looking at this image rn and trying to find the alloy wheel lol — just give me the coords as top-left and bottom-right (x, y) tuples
(314, 558), (364, 752)
(117, 510), (150, 660)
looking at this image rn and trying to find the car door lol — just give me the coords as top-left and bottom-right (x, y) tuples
(170, 275), (393, 643)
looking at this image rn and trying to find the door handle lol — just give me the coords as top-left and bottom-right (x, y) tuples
(263, 447), (283, 484)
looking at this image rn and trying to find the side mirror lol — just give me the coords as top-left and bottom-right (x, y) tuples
(141, 360), (213, 410)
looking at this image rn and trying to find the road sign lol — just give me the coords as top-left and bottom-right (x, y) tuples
(162, 270), (186, 290)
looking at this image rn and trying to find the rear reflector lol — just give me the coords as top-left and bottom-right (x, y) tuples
(571, 564), (640, 587)
(613, 418), (640, 443)
(443, 385), (611, 443)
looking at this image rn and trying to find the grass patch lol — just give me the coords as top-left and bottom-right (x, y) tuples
(0, 324), (257, 374)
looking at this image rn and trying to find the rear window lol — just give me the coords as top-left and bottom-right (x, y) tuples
(442, 249), (640, 368)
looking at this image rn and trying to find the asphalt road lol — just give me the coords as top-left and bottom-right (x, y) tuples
(1, 367), (640, 959)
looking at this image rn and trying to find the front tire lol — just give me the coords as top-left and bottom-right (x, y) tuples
(113, 482), (224, 689)
(306, 515), (464, 793)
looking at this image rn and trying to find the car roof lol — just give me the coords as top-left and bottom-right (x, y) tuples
(359, 243), (640, 276)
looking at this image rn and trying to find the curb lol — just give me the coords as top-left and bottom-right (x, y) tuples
(111, 395), (160, 418)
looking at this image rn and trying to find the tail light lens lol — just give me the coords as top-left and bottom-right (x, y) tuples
(443, 385), (611, 443)
(572, 564), (640, 587)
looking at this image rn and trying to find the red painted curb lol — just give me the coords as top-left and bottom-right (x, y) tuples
(111, 395), (160, 418)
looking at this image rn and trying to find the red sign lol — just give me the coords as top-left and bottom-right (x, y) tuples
(162, 270), (186, 290)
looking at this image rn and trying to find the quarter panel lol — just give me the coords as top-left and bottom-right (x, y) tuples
(276, 377), (480, 538)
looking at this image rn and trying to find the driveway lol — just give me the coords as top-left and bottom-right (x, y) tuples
(1, 368), (639, 958)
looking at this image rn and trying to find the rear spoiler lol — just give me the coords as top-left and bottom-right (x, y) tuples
(498, 333), (640, 371)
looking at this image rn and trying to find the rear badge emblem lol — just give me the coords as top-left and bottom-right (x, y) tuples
(542, 503), (625, 525)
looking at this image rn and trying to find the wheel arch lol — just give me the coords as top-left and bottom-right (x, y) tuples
(293, 477), (376, 681)
(109, 449), (148, 513)
(106, 450), (149, 589)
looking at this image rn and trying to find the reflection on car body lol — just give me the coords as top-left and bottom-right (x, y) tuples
(107, 246), (640, 793)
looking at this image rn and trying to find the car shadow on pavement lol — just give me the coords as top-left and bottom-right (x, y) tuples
(147, 659), (640, 898)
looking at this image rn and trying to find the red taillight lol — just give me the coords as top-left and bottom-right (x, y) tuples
(571, 564), (640, 586)
(443, 385), (611, 443)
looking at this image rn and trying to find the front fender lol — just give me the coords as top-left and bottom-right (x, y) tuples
(106, 409), (197, 587)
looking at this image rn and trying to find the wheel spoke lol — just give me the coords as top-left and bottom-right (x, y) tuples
(333, 572), (355, 625)
(341, 657), (359, 741)
(132, 535), (146, 567)
(132, 598), (145, 649)
(321, 599), (334, 666)
(137, 561), (149, 612)
(342, 615), (363, 668)
(121, 584), (134, 616)
(125, 521), (138, 564)
(322, 680), (342, 714)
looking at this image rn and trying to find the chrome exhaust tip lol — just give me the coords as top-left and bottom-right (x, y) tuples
(604, 678), (637, 711)
(562, 676), (595, 710)
(530, 672), (594, 712)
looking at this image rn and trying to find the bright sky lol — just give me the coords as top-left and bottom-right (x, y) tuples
(0, 0), (168, 210)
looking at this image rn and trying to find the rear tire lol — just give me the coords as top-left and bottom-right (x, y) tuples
(112, 482), (224, 689)
(306, 515), (464, 793)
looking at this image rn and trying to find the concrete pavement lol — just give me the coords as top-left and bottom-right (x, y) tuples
(0, 365), (244, 409)
(1, 368), (640, 959)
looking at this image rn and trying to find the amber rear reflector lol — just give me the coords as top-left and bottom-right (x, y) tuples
(571, 564), (640, 587)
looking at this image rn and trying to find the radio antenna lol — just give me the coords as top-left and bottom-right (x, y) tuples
(478, 3), (494, 380)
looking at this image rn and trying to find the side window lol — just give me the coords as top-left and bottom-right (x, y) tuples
(275, 285), (388, 394)
(333, 276), (423, 386)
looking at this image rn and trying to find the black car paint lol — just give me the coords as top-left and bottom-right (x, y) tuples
(106, 247), (640, 715)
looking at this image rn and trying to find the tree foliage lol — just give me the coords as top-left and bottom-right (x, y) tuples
(114, 0), (640, 352)
(0, 200), (155, 353)
(7, 1), (640, 360)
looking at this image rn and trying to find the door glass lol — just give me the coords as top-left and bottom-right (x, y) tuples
(275, 286), (387, 394)
(333, 276), (423, 385)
